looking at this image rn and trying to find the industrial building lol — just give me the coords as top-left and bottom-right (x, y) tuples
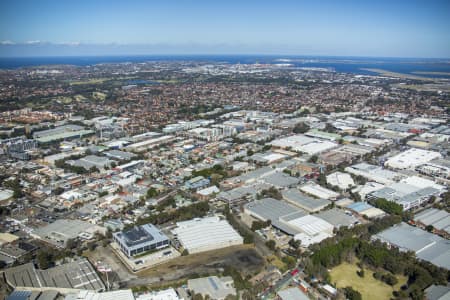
(4, 258), (105, 291)
(135, 288), (183, 300)
(6, 290), (59, 300)
(277, 287), (309, 300)
(413, 208), (450, 237)
(31, 219), (98, 248)
(126, 135), (175, 152)
(424, 285), (450, 300)
(68, 155), (112, 170)
(315, 208), (359, 229)
(290, 215), (334, 247)
(299, 182), (339, 200)
(368, 182), (441, 211)
(262, 171), (301, 188)
(104, 149), (137, 161)
(416, 159), (450, 180)
(66, 290), (135, 300)
(113, 224), (170, 257)
(305, 129), (341, 141)
(282, 188), (330, 212)
(373, 223), (450, 269)
(270, 134), (338, 155)
(400, 175), (446, 192)
(229, 166), (276, 186)
(187, 276), (236, 300)
(172, 216), (243, 254)
(249, 152), (287, 165)
(385, 148), (442, 170)
(218, 183), (271, 204)
(244, 198), (307, 235)
(351, 181), (385, 200)
(33, 125), (94, 143)
(345, 201), (385, 219)
(326, 171), (355, 190)
(345, 163), (405, 185)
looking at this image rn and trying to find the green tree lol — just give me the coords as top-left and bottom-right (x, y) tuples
(425, 225), (434, 232)
(146, 187), (159, 199)
(265, 240), (276, 251)
(36, 250), (51, 269)
(344, 287), (362, 300)
(192, 293), (204, 300)
(370, 198), (403, 216)
(308, 155), (318, 163)
(293, 122), (310, 134)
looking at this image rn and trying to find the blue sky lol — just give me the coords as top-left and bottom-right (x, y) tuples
(1, 0), (449, 57)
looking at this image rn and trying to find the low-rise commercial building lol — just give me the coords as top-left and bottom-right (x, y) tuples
(113, 224), (170, 257)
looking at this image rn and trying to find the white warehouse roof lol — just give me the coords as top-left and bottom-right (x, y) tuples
(172, 217), (243, 254)
(326, 172), (355, 190)
(400, 176), (446, 192)
(288, 215), (334, 236)
(270, 134), (337, 155)
(385, 148), (442, 170)
(300, 182), (339, 200)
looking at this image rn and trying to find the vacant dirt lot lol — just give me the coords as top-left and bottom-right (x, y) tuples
(86, 243), (264, 289)
(136, 244), (264, 286)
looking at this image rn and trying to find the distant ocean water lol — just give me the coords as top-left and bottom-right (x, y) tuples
(1, 55), (450, 78)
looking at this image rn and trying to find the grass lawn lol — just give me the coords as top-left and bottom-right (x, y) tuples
(92, 91), (107, 101)
(69, 78), (109, 85)
(330, 262), (407, 300)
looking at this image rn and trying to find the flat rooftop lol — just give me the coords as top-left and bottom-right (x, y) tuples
(114, 223), (168, 248)
(373, 222), (450, 269)
(5, 258), (105, 290)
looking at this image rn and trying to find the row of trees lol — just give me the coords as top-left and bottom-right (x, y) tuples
(370, 198), (403, 216)
(224, 207), (254, 244)
(136, 201), (210, 226)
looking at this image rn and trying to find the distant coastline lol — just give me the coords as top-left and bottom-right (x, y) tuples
(0, 55), (450, 79)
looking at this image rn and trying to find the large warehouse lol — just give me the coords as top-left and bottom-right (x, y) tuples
(113, 223), (170, 257)
(244, 198), (307, 235)
(373, 223), (450, 269)
(289, 215), (334, 247)
(282, 188), (330, 212)
(171, 217), (243, 254)
(4, 258), (104, 291)
(385, 148), (442, 170)
(270, 134), (337, 155)
(31, 219), (99, 248)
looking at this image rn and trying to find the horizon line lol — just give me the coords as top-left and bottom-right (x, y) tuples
(1, 54), (450, 60)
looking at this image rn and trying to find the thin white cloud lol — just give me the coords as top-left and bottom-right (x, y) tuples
(25, 40), (42, 44)
(56, 41), (81, 46)
(0, 40), (16, 45)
